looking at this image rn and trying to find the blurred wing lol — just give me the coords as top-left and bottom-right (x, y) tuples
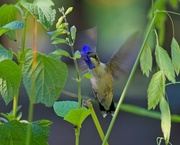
(75, 27), (97, 73)
(107, 32), (142, 79)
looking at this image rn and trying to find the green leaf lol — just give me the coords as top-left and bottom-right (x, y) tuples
(0, 120), (51, 145)
(0, 4), (18, 40)
(140, 43), (152, 77)
(171, 37), (180, 75)
(21, 0), (56, 30)
(155, 45), (175, 83)
(53, 101), (81, 117)
(83, 70), (93, 79)
(160, 97), (171, 145)
(22, 50), (68, 107)
(147, 71), (165, 110)
(0, 21), (25, 36)
(70, 25), (76, 41)
(56, 17), (64, 29)
(48, 29), (68, 40)
(51, 49), (70, 58)
(52, 38), (67, 44)
(0, 45), (13, 62)
(64, 108), (90, 127)
(0, 60), (21, 105)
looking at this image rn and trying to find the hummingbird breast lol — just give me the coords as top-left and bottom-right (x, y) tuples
(90, 62), (113, 110)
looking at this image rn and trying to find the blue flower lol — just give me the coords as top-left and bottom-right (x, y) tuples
(80, 45), (95, 69)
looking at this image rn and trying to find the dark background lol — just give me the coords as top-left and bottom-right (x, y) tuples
(1, 0), (180, 145)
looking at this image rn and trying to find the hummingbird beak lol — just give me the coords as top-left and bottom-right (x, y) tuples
(80, 45), (95, 69)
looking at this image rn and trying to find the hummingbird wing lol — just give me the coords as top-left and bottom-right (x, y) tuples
(107, 32), (141, 79)
(75, 27), (97, 73)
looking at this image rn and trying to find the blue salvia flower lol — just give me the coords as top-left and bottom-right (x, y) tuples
(80, 45), (95, 69)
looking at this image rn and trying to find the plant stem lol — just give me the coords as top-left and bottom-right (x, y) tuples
(102, 11), (158, 145)
(13, 93), (19, 117)
(75, 126), (80, 145)
(87, 101), (109, 145)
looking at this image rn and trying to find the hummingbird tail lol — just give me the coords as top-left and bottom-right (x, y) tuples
(99, 100), (116, 118)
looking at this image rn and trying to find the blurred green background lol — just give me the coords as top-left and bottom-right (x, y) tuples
(1, 0), (180, 145)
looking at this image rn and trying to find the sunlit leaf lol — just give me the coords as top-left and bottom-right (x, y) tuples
(0, 45), (13, 62)
(171, 37), (180, 75)
(0, 60), (21, 105)
(65, 7), (73, 15)
(51, 49), (70, 58)
(160, 97), (171, 145)
(22, 50), (68, 107)
(74, 50), (81, 60)
(155, 45), (175, 83)
(148, 71), (165, 110)
(52, 38), (67, 44)
(21, 0), (56, 30)
(83, 70), (93, 79)
(64, 108), (90, 127)
(140, 43), (152, 77)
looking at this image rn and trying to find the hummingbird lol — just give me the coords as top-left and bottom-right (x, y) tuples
(80, 32), (139, 117)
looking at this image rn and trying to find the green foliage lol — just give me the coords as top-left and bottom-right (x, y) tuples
(160, 97), (171, 145)
(21, 0), (56, 30)
(0, 120), (52, 145)
(171, 37), (180, 75)
(147, 71), (165, 110)
(140, 43), (152, 77)
(155, 45), (175, 83)
(0, 4), (18, 40)
(0, 45), (13, 62)
(22, 49), (68, 107)
(0, 60), (21, 105)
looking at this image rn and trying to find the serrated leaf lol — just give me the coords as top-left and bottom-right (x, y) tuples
(140, 43), (152, 77)
(53, 101), (81, 117)
(0, 120), (51, 145)
(171, 37), (180, 75)
(0, 21), (25, 36)
(0, 60), (21, 105)
(22, 50), (68, 107)
(51, 49), (70, 58)
(160, 97), (171, 145)
(21, 0), (56, 30)
(0, 4), (18, 40)
(52, 38), (67, 44)
(155, 45), (175, 83)
(0, 45), (13, 62)
(148, 71), (165, 110)
(64, 108), (90, 127)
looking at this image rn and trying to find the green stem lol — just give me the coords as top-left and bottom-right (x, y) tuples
(87, 101), (109, 145)
(13, 93), (19, 117)
(75, 126), (80, 145)
(102, 11), (158, 145)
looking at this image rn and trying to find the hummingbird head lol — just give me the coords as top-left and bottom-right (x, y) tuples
(88, 52), (100, 67)
(80, 45), (97, 69)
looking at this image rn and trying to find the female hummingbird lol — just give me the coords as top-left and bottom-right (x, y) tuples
(80, 32), (139, 117)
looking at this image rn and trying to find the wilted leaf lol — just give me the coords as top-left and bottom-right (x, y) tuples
(0, 60), (21, 105)
(155, 45), (175, 83)
(21, 0), (56, 30)
(140, 43), (152, 77)
(0, 45), (13, 62)
(64, 108), (90, 127)
(22, 50), (68, 107)
(147, 71), (165, 110)
(160, 97), (171, 145)
(171, 37), (180, 75)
